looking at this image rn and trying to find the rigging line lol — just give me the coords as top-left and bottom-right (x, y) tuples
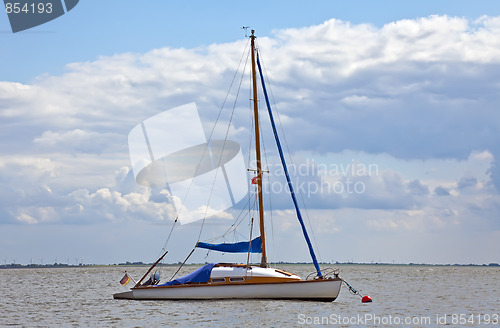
(236, 184), (258, 244)
(258, 102), (276, 266)
(204, 166), (254, 241)
(168, 248), (196, 282)
(246, 61), (259, 237)
(262, 149), (276, 268)
(161, 39), (251, 254)
(297, 178), (322, 260)
(246, 62), (256, 230)
(246, 72), (255, 239)
(160, 218), (178, 257)
(216, 38), (251, 132)
(200, 226), (248, 244)
(202, 188), (251, 243)
(196, 43), (251, 244)
(202, 60), (261, 256)
(255, 41), (322, 262)
(207, 181), (255, 243)
(247, 81), (254, 176)
(256, 49), (323, 277)
(246, 217), (254, 267)
(219, 198), (251, 237)
(222, 212), (249, 238)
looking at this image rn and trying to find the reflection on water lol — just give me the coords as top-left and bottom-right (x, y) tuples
(1, 265), (498, 327)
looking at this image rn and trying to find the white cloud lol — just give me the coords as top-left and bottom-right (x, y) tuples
(15, 210), (38, 224)
(471, 150), (494, 161)
(0, 14), (499, 266)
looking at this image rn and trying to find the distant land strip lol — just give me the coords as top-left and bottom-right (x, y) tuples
(0, 261), (499, 269)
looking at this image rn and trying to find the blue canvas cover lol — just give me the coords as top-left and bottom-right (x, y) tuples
(158, 263), (216, 286)
(196, 237), (262, 253)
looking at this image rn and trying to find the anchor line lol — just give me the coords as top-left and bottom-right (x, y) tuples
(340, 277), (363, 299)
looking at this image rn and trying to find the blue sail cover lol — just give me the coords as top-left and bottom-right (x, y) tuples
(159, 263), (216, 286)
(196, 237), (262, 253)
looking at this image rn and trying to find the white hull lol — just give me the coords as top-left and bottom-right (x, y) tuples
(114, 278), (342, 302)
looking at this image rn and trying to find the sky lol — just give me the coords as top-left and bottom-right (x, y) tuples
(1, 0), (500, 266)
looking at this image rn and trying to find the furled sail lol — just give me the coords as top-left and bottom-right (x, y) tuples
(196, 237), (262, 253)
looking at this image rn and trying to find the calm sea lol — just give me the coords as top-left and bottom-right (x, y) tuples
(1, 264), (498, 327)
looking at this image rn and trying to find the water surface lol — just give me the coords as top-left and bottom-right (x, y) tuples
(1, 264), (498, 327)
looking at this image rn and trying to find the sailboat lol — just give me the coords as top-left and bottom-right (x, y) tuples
(114, 30), (343, 301)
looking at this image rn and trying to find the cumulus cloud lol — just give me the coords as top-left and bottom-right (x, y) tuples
(33, 129), (123, 154)
(0, 15), (499, 238)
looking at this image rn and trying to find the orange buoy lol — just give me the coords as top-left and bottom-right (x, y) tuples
(361, 295), (372, 303)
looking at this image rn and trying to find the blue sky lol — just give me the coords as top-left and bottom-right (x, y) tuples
(1, 0), (500, 266)
(3, 0), (500, 82)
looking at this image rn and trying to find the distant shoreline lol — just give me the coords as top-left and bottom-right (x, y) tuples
(1, 261), (498, 269)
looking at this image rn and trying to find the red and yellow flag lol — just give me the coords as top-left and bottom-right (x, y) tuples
(120, 273), (131, 286)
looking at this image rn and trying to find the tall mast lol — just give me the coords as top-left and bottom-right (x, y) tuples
(250, 30), (267, 268)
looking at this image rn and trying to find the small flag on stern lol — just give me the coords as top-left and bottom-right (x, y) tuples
(120, 273), (131, 286)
